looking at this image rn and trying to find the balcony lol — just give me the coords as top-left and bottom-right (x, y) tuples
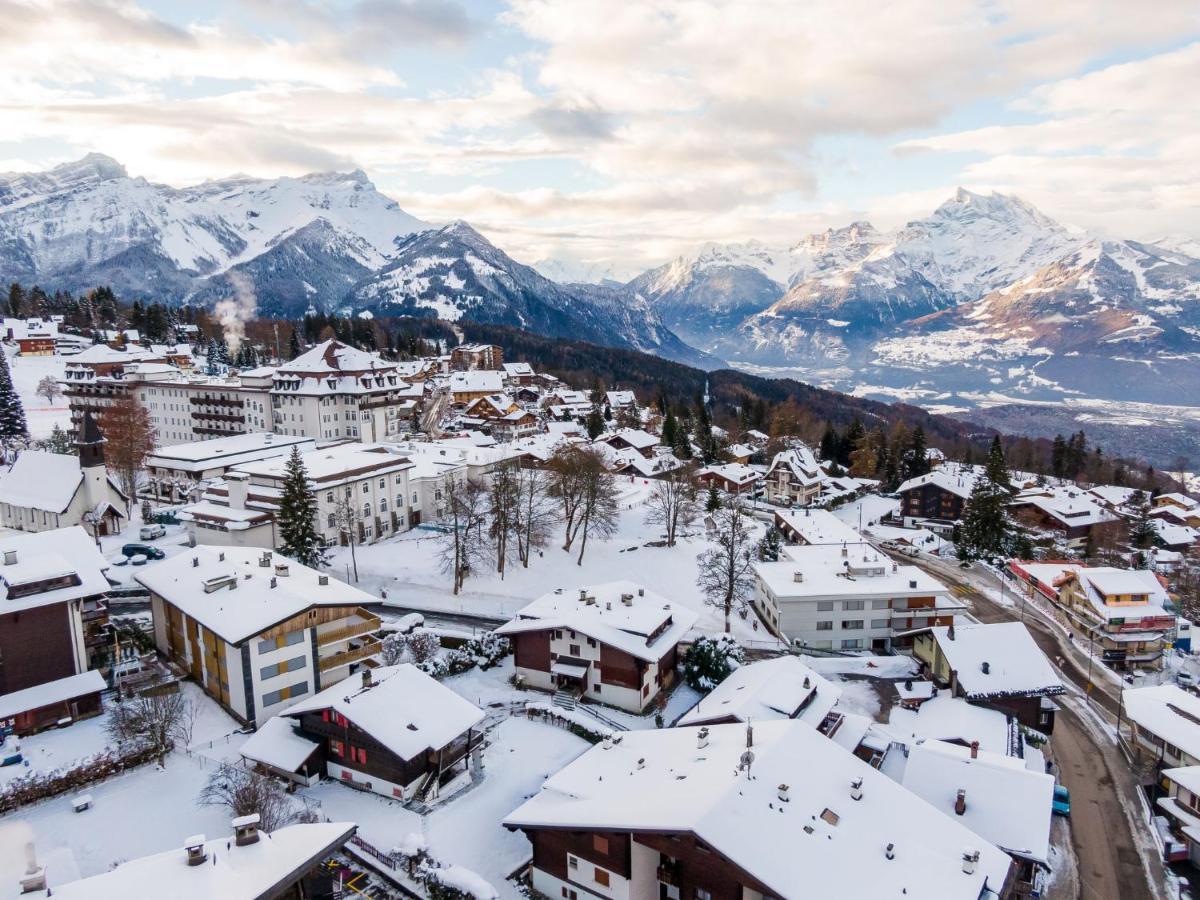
(317, 610), (381, 647)
(319, 636), (382, 673)
(656, 863), (682, 888)
(81, 599), (108, 621)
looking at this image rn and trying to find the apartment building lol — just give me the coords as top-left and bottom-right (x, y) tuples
(146, 432), (314, 502)
(137, 546), (382, 726)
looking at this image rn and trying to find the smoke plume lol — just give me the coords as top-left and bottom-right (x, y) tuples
(214, 271), (257, 355)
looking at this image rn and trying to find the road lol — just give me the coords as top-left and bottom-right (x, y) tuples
(904, 552), (1167, 900)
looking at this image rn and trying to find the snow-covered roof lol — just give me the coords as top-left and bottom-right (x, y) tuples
(66, 343), (160, 365)
(1155, 519), (1199, 547)
(147, 433), (314, 472)
(449, 371), (503, 394)
(1010, 489), (1117, 529)
(1016, 563), (1174, 625)
(1163, 766), (1200, 797)
(284, 664), (483, 760)
(504, 721), (1012, 899)
(605, 390), (636, 407)
(45, 822), (356, 900)
(928, 622), (1064, 699)
(177, 501), (273, 529)
(887, 696), (1017, 758)
(496, 582), (698, 663)
(1123, 685), (1200, 761)
(0, 670), (106, 721)
(774, 507), (865, 546)
(676, 656), (842, 729)
(502, 362), (534, 377)
(598, 428), (658, 450)
(896, 469), (975, 501)
(902, 740), (1054, 865)
(0, 526), (110, 613)
(134, 547), (377, 644)
(1087, 484), (1139, 508)
(0, 450), (87, 512)
(234, 443), (412, 485)
(1157, 493), (1199, 510)
(697, 462), (760, 487)
(280, 339), (391, 376)
(239, 715), (321, 773)
(757, 544), (946, 600)
(766, 447), (823, 484)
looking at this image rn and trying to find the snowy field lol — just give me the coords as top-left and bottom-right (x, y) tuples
(8, 349), (68, 439)
(331, 476), (782, 646)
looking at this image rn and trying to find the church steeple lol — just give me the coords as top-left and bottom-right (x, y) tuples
(77, 412), (105, 469)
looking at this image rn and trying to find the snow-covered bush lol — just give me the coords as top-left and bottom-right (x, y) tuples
(407, 630), (442, 664)
(682, 635), (744, 691)
(418, 860), (499, 899)
(462, 633), (510, 669)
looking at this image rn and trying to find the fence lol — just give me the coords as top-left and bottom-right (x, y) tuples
(0, 742), (161, 815)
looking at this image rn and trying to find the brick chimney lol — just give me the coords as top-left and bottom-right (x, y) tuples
(955, 789), (967, 816)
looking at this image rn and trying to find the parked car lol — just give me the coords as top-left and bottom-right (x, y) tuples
(1179, 670), (1197, 687)
(139, 524), (166, 540)
(1052, 785), (1071, 817)
(121, 543), (165, 560)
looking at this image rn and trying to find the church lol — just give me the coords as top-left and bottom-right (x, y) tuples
(0, 413), (129, 536)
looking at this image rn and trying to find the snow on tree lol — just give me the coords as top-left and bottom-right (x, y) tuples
(199, 763), (303, 832)
(276, 446), (326, 569)
(682, 635), (744, 691)
(106, 690), (195, 765)
(955, 436), (1015, 561)
(696, 503), (756, 632)
(0, 350), (29, 453)
(35, 375), (62, 405)
(645, 467), (700, 547)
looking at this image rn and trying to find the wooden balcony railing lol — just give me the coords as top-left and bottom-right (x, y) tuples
(317, 610), (381, 647)
(319, 637), (381, 672)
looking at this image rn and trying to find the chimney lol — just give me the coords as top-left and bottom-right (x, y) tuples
(885, 843), (895, 861)
(697, 727), (710, 750)
(605, 601), (612, 611)
(981, 661), (990, 675)
(602, 736), (613, 750)
(955, 789), (967, 816)
(803, 676), (811, 689)
(259, 551), (271, 568)
(850, 776), (863, 802)
(904, 678), (913, 691)
(908, 579), (917, 589)
(638, 588), (644, 597)
(318, 574), (329, 586)
(2, 550), (16, 566)
(219, 551), (225, 562)
(18, 843), (45, 894)
(232, 814), (260, 846)
(947, 623), (955, 641)
(777, 784), (790, 803)
(621, 593), (634, 606)
(962, 850), (979, 874)
(841, 546), (848, 559)
(226, 472), (250, 510)
(270, 577), (277, 589)
(793, 571), (804, 583)
(192, 555), (199, 567)
(362, 669), (372, 689)
(184, 835), (208, 866)
(746, 722), (754, 748)
(637, 757), (645, 770)
(579, 589), (588, 602)
(275, 563), (289, 577)
(969, 741), (979, 759)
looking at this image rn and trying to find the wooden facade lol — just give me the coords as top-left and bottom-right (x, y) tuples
(901, 482), (966, 522)
(0, 603), (78, 694)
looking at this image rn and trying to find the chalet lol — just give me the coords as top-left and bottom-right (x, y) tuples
(597, 428), (658, 458)
(1154, 518), (1199, 552)
(450, 342), (503, 371)
(1155, 492), (1200, 514)
(754, 544), (964, 651)
(743, 428), (769, 447)
(676, 655), (842, 729)
(502, 361), (535, 385)
(1011, 562), (1176, 671)
(462, 393), (521, 421)
(604, 390), (637, 412)
(280, 664), (484, 802)
(764, 446), (826, 506)
(1154, 767), (1200, 867)
(491, 409), (541, 442)
(136, 547), (382, 726)
(910, 622), (1064, 732)
(0, 669), (105, 736)
(901, 739), (1055, 888)
(897, 469), (974, 525)
(496, 582), (698, 713)
(695, 462), (760, 495)
(1122, 685), (1200, 771)
(449, 370), (504, 404)
(0, 414), (127, 536)
(887, 694), (1023, 759)
(1008, 488), (1117, 549)
(724, 443), (755, 464)
(504, 721), (1017, 900)
(773, 507), (864, 546)
(3, 317), (58, 355)
(1153, 502), (1200, 529)
(34, 820), (358, 900)
(0, 527), (112, 691)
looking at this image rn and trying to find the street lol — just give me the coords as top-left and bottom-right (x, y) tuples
(906, 552), (1169, 900)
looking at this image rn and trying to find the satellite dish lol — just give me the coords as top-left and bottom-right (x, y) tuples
(739, 750), (755, 772)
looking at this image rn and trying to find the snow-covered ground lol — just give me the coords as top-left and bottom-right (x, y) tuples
(335, 476), (781, 645)
(8, 349), (68, 439)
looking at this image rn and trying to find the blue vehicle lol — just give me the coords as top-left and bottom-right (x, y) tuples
(1052, 784), (1071, 817)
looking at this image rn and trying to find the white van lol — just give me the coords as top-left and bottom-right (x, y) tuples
(139, 524), (166, 540)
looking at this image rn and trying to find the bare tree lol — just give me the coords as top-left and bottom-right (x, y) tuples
(98, 395), (157, 505)
(696, 504), (756, 633)
(567, 449), (621, 565)
(105, 690), (195, 765)
(35, 375), (62, 405)
(437, 475), (488, 594)
(199, 763), (299, 832)
(488, 462), (520, 578)
(645, 468), (700, 547)
(547, 446), (588, 551)
(513, 466), (555, 567)
(331, 490), (363, 581)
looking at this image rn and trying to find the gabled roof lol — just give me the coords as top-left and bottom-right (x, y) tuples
(676, 656), (842, 728)
(697, 462), (760, 486)
(284, 664), (483, 760)
(1123, 685), (1200, 761)
(887, 696), (1018, 758)
(496, 581), (697, 663)
(896, 469), (975, 501)
(280, 339), (390, 375)
(504, 721), (1012, 899)
(598, 428), (658, 450)
(766, 447), (823, 484)
(0, 448), (124, 513)
(927, 622), (1065, 699)
(774, 507), (865, 546)
(239, 714), (321, 773)
(0, 526), (110, 613)
(0, 669), (106, 721)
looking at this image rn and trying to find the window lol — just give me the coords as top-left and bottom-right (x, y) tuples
(816, 621), (833, 631)
(816, 601), (834, 612)
(379, 478), (386, 489)
(841, 639), (863, 650)
(843, 600), (864, 611)
(396, 494), (403, 508)
(593, 683), (601, 693)
(362, 483), (369, 494)
(326, 492), (334, 502)
(841, 620), (863, 630)
(594, 869), (610, 888)
(327, 514), (336, 528)
(330, 739), (343, 757)
(380, 498), (388, 512)
(395, 474), (403, 485)
(871, 619), (888, 629)
(872, 599), (889, 609)
(363, 503), (371, 517)
(695, 891), (712, 900)
(568, 855), (579, 871)
(412, 492), (418, 504)
(570, 644), (581, 656)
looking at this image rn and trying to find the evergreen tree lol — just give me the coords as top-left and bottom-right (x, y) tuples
(705, 485), (722, 513)
(1128, 490), (1158, 550)
(1050, 434), (1067, 479)
(904, 425), (931, 481)
(585, 405), (605, 440)
(42, 423), (72, 454)
(955, 437), (1014, 561)
(288, 330), (302, 360)
(7, 283), (25, 318)
(661, 408), (679, 449)
(0, 349), (29, 452)
(818, 424), (838, 462)
(205, 339), (220, 376)
(277, 447), (326, 569)
(840, 419), (864, 467)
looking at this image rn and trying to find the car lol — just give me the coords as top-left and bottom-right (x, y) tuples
(121, 543), (165, 560)
(1052, 784), (1071, 817)
(139, 524), (166, 540)
(1179, 671), (1197, 687)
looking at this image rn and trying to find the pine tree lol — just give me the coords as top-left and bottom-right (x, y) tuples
(585, 406), (605, 439)
(205, 339), (220, 376)
(0, 349), (29, 452)
(288, 330), (301, 360)
(7, 283), (24, 318)
(661, 408), (678, 449)
(1128, 490), (1158, 550)
(904, 425), (930, 481)
(705, 485), (722, 513)
(277, 447), (326, 569)
(955, 436), (1013, 561)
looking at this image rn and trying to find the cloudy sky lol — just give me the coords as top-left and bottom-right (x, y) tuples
(2, 0), (1198, 276)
